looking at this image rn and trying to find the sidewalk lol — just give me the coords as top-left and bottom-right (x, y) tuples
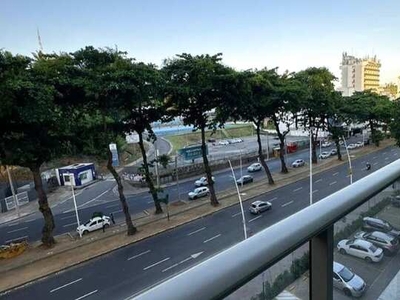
(0, 140), (395, 294)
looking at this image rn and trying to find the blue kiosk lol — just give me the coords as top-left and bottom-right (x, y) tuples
(56, 163), (97, 187)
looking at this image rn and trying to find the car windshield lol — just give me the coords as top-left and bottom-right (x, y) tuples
(338, 267), (354, 282)
(251, 204), (257, 208)
(84, 220), (92, 226)
(369, 245), (378, 252)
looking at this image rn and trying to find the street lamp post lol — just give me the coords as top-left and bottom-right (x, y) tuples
(342, 136), (353, 185)
(266, 132), (270, 161)
(309, 128), (313, 206)
(175, 156), (180, 201)
(228, 160), (247, 240)
(239, 150), (243, 189)
(69, 174), (82, 238)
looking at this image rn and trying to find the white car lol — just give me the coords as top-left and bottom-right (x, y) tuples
(218, 140), (229, 145)
(292, 159), (305, 168)
(228, 138), (243, 144)
(247, 163), (262, 172)
(321, 141), (332, 148)
(329, 149), (337, 156)
(319, 151), (330, 159)
(356, 141), (363, 148)
(194, 176), (215, 187)
(333, 261), (366, 297)
(188, 187), (210, 200)
(347, 144), (357, 150)
(337, 238), (384, 263)
(77, 216), (111, 236)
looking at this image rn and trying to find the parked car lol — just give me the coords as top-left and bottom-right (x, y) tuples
(194, 176), (215, 187)
(390, 195), (400, 207)
(247, 163), (262, 172)
(218, 140), (229, 145)
(322, 141), (332, 148)
(356, 141), (364, 148)
(249, 200), (272, 214)
(188, 187), (210, 200)
(362, 217), (400, 238)
(329, 149), (337, 156)
(333, 261), (366, 298)
(319, 151), (330, 159)
(236, 175), (253, 185)
(354, 231), (399, 256)
(347, 144), (357, 150)
(337, 238), (384, 262)
(77, 216), (111, 236)
(292, 159), (305, 168)
(228, 138), (243, 144)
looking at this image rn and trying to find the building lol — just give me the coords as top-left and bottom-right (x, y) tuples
(378, 82), (398, 100)
(56, 163), (97, 187)
(340, 52), (381, 96)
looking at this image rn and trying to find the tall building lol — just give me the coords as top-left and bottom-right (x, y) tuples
(339, 52), (381, 96)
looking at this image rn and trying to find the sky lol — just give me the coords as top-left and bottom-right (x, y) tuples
(1, 0), (399, 85)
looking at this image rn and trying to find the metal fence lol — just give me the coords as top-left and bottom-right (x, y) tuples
(4, 191), (29, 210)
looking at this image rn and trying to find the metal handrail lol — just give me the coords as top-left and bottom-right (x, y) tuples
(133, 159), (400, 300)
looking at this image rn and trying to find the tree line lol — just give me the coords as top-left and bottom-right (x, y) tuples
(1, 47), (398, 247)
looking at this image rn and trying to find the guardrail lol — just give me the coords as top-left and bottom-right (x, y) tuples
(132, 159), (400, 300)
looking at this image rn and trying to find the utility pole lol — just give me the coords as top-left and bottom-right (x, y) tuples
(309, 128), (313, 206)
(175, 156), (180, 201)
(266, 131), (270, 160)
(6, 166), (20, 218)
(342, 136), (353, 185)
(69, 174), (82, 238)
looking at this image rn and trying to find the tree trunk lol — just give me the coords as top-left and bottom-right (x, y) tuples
(335, 140), (342, 161)
(311, 131), (318, 164)
(272, 116), (288, 174)
(106, 150), (136, 236)
(30, 164), (56, 247)
(201, 126), (219, 206)
(256, 123), (274, 184)
(138, 132), (163, 214)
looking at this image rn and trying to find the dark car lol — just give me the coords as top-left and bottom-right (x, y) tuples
(362, 217), (400, 238)
(208, 138), (216, 143)
(354, 231), (400, 256)
(236, 175), (253, 185)
(391, 195), (400, 207)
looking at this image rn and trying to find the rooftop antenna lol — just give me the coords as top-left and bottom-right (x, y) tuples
(37, 27), (43, 52)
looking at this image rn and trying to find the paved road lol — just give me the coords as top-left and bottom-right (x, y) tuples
(0, 135), (366, 245)
(2, 145), (399, 300)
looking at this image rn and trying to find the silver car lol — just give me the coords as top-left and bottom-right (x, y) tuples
(354, 231), (399, 256)
(292, 159), (305, 168)
(249, 200), (272, 214)
(188, 187), (209, 200)
(333, 261), (366, 297)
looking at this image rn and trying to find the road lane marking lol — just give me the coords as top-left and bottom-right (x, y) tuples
(293, 187), (303, 192)
(361, 161), (366, 164)
(187, 227), (206, 236)
(332, 172), (339, 176)
(147, 201), (153, 204)
(373, 156), (377, 159)
(7, 227), (28, 234)
(162, 252), (204, 273)
(78, 189), (110, 208)
(383, 152), (387, 155)
(313, 190), (318, 193)
(4, 236), (28, 244)
(269, 197), (277, 202)
(394, 153), (398, 156)
(282, 201), (294, 207)
(63, 222), (77, 228)
(24, 218), (35, 223)
(329, 181), (337, 186)
(7, 222), (19, 227)
(248, 215), (262, 223)
(373, 162), (378, 165)
(203, 234), (222, 243)
(105, 203), (120, 209)
(315, 179), (322, 183)
(50, 278), (82, 293)
(143, 257), (170, 270)
(74, 290), (98, 300)
(128, 250), (151, 261)
(232, 212), (242, 217)
(385, 157), (389, 160)
(61, 215), (76, 220)
(111, 209), (123, 214)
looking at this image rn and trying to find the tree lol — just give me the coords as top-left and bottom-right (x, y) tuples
(71, 47), (137, 234)
(295, 67), (337, 163)
(163, 53), (233, 206)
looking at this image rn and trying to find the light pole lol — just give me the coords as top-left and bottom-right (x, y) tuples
(228, 160), (247, 240)
(175, 156), (180, 201)
(309, 128), (313, 206)
(266, 132), (270, 161)
(6, 166), (20, 218)
(69, 174), (82, 238)
(342, 136), (353, 185)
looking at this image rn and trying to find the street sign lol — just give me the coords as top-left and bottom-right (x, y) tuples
(178, 144), (208, 161)
(109, 143), (120, 167)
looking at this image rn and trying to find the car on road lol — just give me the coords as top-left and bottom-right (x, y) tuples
(329, 149), (337, 156)
(292, 159), (305, 168)
(249, 200), (272, 214)
(362, 217), (400, 238)
(319, 151), (330, 159)
(208, 138), (216, 143)
(337, 238), (384, 262)
(194, 176), (215, 187)
(390, 195), (400, 207)
(188, 187), (210, 200)
(355, 141), (363, 148)
(247, 163), (262, 172)
(77, 216), (111, 236)
(228, 138), (243, 144)
(236, 175), (253, 185)
(354, 231), (399, 256)
(321, 141), (332, 148)
(218, 140), (229, 145)
(333, 261), (366, 298)
(347, 144), (357, 150)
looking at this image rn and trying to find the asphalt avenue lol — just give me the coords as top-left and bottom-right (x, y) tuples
(2, 145), (399, 300)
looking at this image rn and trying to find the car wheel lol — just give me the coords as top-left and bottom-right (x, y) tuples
(339, 248), (346, 255)
(343, 288), (352, 297)
(365, 256), (372, 263)
(83, 230), (89, 235)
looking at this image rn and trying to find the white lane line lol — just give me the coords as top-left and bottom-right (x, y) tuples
(77, 189), (110, 208)
(332, 172), (339, 176)
(7, 222), (19, 227)
(293, 187), (303, 192)
(203, 234), (222, 243)
(394, 153), (398, 156)
(4, 236), (28, 244)
(187, 227), (206, 236)
(282, 200), (294, 207)
(61, 215), (76, 220)
(74, 290), (98, 300)
(128, 250), (151, 261)
(361, 161), (366, 164)
(111, 209), (123, 214)
(147, 201), (153, 204)
(373, 156), (377, 159)
(7, 227), (28, 234)
(315, 179), (322, 183)
(143, 257), (170, 270)
(385, 157), (389, 160)
(269, 197), (277, 202)
(329, 181), (337, 186)
(105, 203), (120, 209)
(248, 215), (262, 223)
(313, 190), (318, 193)
(50, 278), (82, 293)
(383, 152), (387, 155)
(373, 162), (378, 166)
(232, 212), (242, 217)
(63, 222), (77, 228)
(24, 218), (35, 223)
